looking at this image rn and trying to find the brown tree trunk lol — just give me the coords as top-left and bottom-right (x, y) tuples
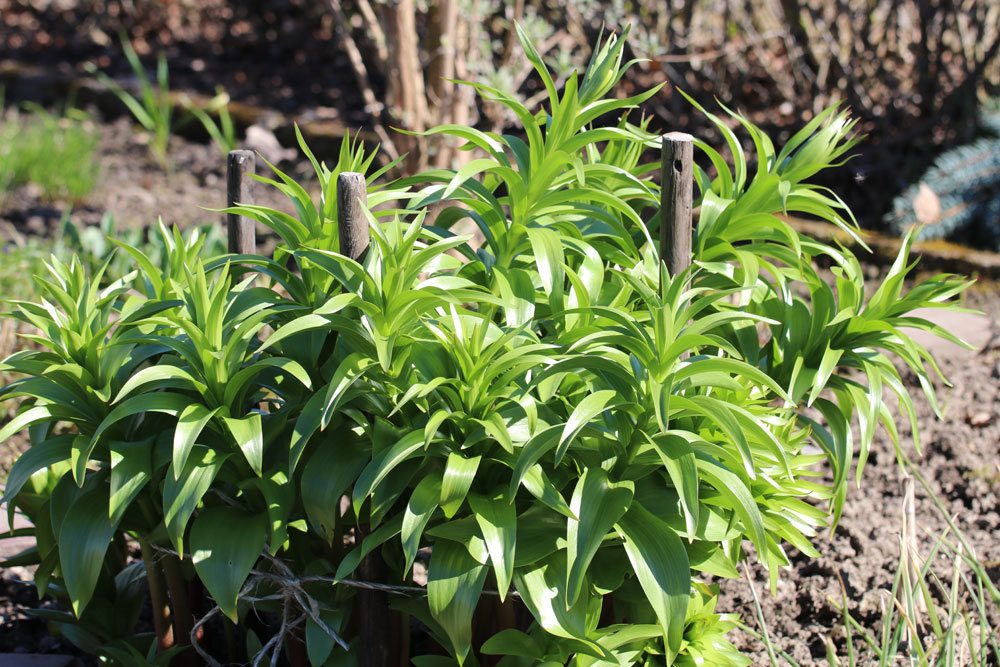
(383, 0), (428, 173)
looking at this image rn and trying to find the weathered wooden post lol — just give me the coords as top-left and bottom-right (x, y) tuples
(337, 172), (406, 665)
(337, 172), (369, 259)
(226, 149), (256, 254)
(659, 132), (694, 276)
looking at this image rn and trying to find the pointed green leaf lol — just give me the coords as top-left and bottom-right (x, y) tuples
(558, 390), (618, 462)
(353, 430), (424, 515)
(615, 503), (690, 655)
(223, 413), (264, 476)
(468, 492), (516, 600)
(439, 452), (481, 519)
(190, 507), (267, 622)
(59, 486), (116, 616)
(109, 439), (152, 525)
(402, 474), (441, 575)
(1, 434), (73, 507)
(302, 438), (367, 544)
(163, 447), (228, 554)
(172, 404), (218, 479)
(427, 540), (488, 665)
(566, 468), (633, 605)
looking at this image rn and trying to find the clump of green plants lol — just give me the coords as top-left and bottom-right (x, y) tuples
(0, 102), (100, 206)
(88, 36), (241, 167)
(824, 465), (1000, 666)
(0, 27), (977, 666)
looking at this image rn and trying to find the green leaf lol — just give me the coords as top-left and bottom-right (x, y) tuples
(646, 434), (700, 537)
(83, 393), (190, 483)
(113, 364), (203, 403)
(59, 486), (116, 616)
(223, 413), (264, 476)
(480, 628), (544, 658)
(402, 474), (441, 575)
(251, 469), (294, 554)
(558, 389), (618, 462)
(514, 557), (606, 657)
(468, 492), (516, 600)
(301, 438), (368, 544)
(439, 452), (481, 519)
(521, 464), (575, 519)
(696, 457), (767, 558)
(615, 503), (690, 655)
(163, 446), (228, 554)
(305, 611), (346, 666)
(566, 468), (634, 606)
(334, 514), (403, 580)
(109, 439), (152, 525)
(190, 506), (267, 622)
(353, 430), (424, 518)
(526, 227), (565, 305)
(427, 539), (488, 665)
(172, 404), (218, 479)
(1, 434), (73, 508)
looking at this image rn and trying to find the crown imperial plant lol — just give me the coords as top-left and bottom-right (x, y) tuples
(0, 26), (970, 666)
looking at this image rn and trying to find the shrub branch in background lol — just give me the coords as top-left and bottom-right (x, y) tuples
(0, 26), (979, 666)
(325, 0), (998, 220)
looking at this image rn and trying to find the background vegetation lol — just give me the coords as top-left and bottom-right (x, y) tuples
(2, 0), (997, 226)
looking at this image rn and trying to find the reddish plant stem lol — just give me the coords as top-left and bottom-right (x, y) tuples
(161, 552), (200, 667)
(140, 538), (174, 652)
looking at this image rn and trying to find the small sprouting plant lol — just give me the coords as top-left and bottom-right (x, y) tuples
(183, 87), (237, 156)
(827, 467), (1000, 666)
(87, 35), (173, 167)
(0, 26), (978, 666)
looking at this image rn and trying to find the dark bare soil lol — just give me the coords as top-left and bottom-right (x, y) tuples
(720, 290), (1000, 665)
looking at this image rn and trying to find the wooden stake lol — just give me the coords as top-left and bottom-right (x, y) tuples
(338, 170), (400, 665)
(226, 149), (256, 254)
(659, 132), (694, 277)
(337, 172), (369, 260)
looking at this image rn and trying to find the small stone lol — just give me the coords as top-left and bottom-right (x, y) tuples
(24, 216), (47, 235)
(967, 411), (993, 427)
(913, 183), (942, 225)
(245, 125), (296, 164)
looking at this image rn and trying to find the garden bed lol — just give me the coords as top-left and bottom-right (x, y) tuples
(1, 54), (997, 664)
